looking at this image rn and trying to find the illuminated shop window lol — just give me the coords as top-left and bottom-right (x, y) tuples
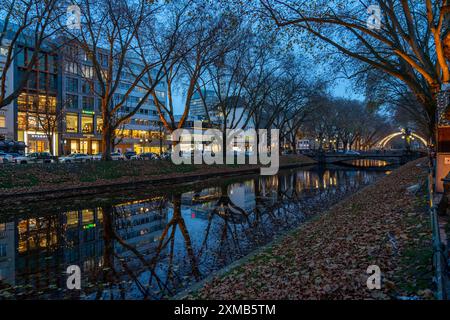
(66, 113), (79, 133)
(81, 115), (94, 133)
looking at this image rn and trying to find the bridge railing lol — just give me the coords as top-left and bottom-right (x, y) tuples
(427, 164), (449, 300)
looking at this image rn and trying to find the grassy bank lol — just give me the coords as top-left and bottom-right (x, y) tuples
(189, 158), (435, 300)
(0, 155), (316, 196)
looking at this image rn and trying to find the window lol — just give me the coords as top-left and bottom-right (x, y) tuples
(81, 65), (94, 79)
(82, 210), (94, 224)
(48, 55), (57, 73)
(96, 117), (103, 133)
(66, 212), (79, 227)
(81, 81), (92, 94)
(0, 115), (5, 128)
(82, 96), (94, 111)
(39, 54), (46, 71)
(0, 244), (6, 257)
(81, 115), (94, 134)
(66, 113), (78, 133)
(49, 75), (57, 91)
(65, 61), (78, 74)
(99, 53), (108, 67)
(0, 223), (5, 231)
(66, 94), (79, 109)
(66, 77), (78, 93)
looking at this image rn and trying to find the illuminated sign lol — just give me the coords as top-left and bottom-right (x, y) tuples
(82, 110), (95, 115)
(83, 223), (96, 230)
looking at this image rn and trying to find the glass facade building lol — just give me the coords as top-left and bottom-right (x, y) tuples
(3, 39), (170, 155)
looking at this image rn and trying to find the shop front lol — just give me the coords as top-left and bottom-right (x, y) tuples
(62, 134), (102, 155)
(132, 140), (169, 155)
(19, 132), (59, 155)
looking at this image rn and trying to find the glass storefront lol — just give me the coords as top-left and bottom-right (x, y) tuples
(91, 140), (100, 154)
(96, 118), (103, 133)
(66, 113), (79, 133)
(133, 144), (167, 155)
(66, 139), (101, 155)
(70, 140), (79, 154)
(80, 140), (88, 154)
(28, 140), (47, 153)
(81, 115), (94, 134)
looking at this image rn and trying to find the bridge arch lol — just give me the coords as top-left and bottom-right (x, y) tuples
(377, 132), (428, 149)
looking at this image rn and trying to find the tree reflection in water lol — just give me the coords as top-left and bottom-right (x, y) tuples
(0, 167), (387, 299)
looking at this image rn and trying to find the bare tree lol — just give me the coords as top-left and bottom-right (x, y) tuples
(35, 95), (64, 156)
(62, 0), (175, 160)
(261, 0), (450, 138)
(144, 0), (240, 144)
(0, 0), (62, 110)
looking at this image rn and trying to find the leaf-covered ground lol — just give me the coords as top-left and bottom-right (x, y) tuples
(191, 158), (435, 300)
(0, 155), (315, 195)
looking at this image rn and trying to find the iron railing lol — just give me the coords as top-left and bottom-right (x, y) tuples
(427, 165), (448, 300)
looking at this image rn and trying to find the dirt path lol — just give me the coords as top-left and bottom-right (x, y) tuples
(190, 158), (434, 300)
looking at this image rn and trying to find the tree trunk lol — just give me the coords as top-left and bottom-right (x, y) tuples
(102, 127), (113, 161)
(222, 129), (227, 161)
(47, 134), (54, 156)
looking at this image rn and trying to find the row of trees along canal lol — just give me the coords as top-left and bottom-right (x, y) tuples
(0, 0), (320, 159)
(1, 0), (437, 159)
(259, 0), (450, 142)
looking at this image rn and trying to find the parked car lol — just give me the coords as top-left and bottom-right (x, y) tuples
(160, 152), (171, 160)
(124, 151), (137, 160)
(15, 152), (55, 164)
(92, 152), (125, 161)
(6, 152), (24, 159)
(59, 153), (92, 163)
(344, 150), (361, 156)
(111, 152), (126, 161)
(137, 152), (158, 160)
(0, 152), (13, 164)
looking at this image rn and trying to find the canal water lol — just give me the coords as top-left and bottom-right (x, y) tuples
(0, 163), (393, 299)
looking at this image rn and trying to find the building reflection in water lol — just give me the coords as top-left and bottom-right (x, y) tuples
(0, 166), (389, 299)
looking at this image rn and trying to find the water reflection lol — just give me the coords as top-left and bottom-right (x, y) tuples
(0, 167), (389, 299)
(344, 159), (390, 167)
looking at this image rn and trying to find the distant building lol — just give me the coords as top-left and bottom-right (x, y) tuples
(189, 89), (219, 121)
(60, 44), (170, 155)
(0, 40), (14, 141)
(297, 139), (311, 151)
(0, 29), (171, 156)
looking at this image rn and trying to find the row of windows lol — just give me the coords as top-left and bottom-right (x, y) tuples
(17, 47), (58, 73)
(66, 113), (161, 136)
(19, 70), (58, 92)
(65, 62), (95, 79)
(66, 113), (99, 134)
(66, 77), (97, 94)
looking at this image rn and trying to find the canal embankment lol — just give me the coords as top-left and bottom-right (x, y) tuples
(184, 158), (438, 300)
(0, 155), (316, 202)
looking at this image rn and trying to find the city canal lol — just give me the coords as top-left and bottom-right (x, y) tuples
(0, 163), (394, 299)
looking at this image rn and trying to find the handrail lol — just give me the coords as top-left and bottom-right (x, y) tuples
(427, 163), (448, 300)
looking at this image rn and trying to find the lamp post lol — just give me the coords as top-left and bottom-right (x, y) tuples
(401, 128), (413, 152)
